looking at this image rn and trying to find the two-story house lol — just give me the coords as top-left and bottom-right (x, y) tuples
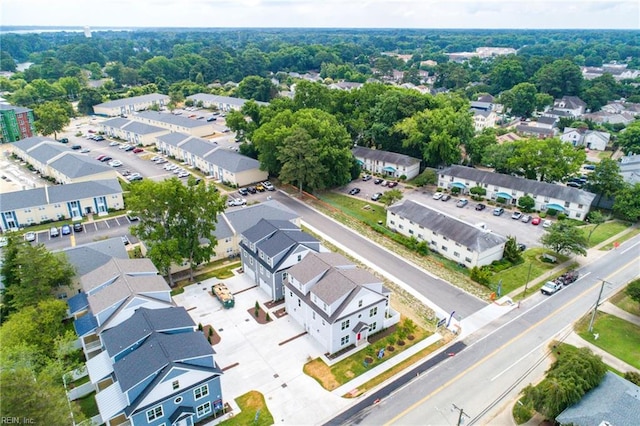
(185, 93), (269, 111)
(352, 146), (421, 180)
(93, 93), (170, 117)
(285, 252), (400, 355)
(387, 200), (507, 267)
(553, 96), (587, 118)
(437, 165), (596, 220)
(87, 307), (223, 426)
(560, 127), (611, 151)
(240, 219), (324, 301)
(471, 109), (498, 132)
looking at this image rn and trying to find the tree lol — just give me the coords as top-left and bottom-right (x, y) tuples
(586, 211), (607, 242)
(626, 279), (640, 304)
(540, 221), (588, 256)
(465, 131), (497, 165)
(534, 59), (583, 98)
(76, 87), (103, 115)
(618, 120), (640, 154)
(489, 57), (526, 93)
(379, 189), (403, 207)
(501, 82), (538, 118)
(503, 236), (523, 263)
(518, 195), (535, 213)
(586, 158), (625, 207)
(127, 177), (226, 283)
(0, 50), (17, 72)
(34, 101), (70, 140)
(236, 75), (277, 102)
(276, 127), (327, 194)
(58, 76), (82, 100)
(613, 183), (640, 222)
(1, 240), (75, 312)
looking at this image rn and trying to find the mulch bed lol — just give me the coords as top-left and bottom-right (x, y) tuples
(273, 307), (288, 318)
(265, 299), (285, 309)
(202, 325), (222, 345)
(368, 324), (397, 344)
(246, 306), (272, 324)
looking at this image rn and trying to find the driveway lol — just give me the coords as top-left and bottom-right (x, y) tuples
(173, 274), (350, 424)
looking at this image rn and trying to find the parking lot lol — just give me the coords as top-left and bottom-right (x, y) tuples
(341, 177), (548, 250)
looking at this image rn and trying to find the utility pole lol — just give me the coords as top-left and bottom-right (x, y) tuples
(452, 404), (470, 426)
(522, 262), (533, 298)
(588, 279), (607, 333)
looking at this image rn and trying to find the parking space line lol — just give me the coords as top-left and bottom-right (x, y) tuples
(104, 220), (110, 229)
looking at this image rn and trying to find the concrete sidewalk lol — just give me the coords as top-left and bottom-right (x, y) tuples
(563, 331), (640, 373)
(331, 333), (442, 396)
(599, 300), (640, 327)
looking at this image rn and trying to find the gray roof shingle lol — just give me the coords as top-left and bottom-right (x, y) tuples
(62, 237), (129, 276)
(180, 138), (218, 158)
(156, 132), (191, 147)
(135, 111), (207, 129)
(203, 148), (261, 173)
(49, 153), (114, 178)
(388, 199), (507, 252)
(95, 93), (169, 109)
(440, 165), (597, 206)
(352, 146), (421, 167)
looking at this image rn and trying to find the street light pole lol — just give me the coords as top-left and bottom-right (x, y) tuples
(522, 262), (533, 299)
(588, 279), (607, 333)
(452, 404), (470, 426)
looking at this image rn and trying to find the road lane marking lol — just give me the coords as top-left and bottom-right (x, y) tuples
(622, 240), (640, 254)
(384, 257), (639, 425)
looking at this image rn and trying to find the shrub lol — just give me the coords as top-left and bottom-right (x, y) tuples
(470, 186), (487, 196)
(436, 187), (443, 193)
(209, 327), (213, 336)
(198, 323), (203, 331)
(547, 208), (558, 217)
(254, 301), (260, 317)
(558, 213), (567, 220)
(496, 196), (507, 204)
(539, 212), (547, 218)
(266, 313), (271, 322)
(625, 371), (640, 386)
(451, 186), (461, 195)
(470, 266), (492, 285)
(399, 174), (407, 181)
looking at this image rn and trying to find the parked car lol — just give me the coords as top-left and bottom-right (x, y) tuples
(238, 188), (249, 196)
(126, 211), (139, 221)
(71, 144), (82, 150)
(456, 199), (469, 208)
(96, 154), (106, 161)
(362, 174), (372, 181)
(61, 224), (72, 235)
(493, 207), (505, 216)
(432, 192), (444, 200)
(227, 197), (247, 207)
(59, 138), (69, 143)
(517, 243), (526, 252)
(387, 181), (398, 188)
(262, 181), (275, 191)
(73, 223), (83, 232)
(49, 227), (59, 238)
(371, 192), (383, 201)
(109, 141), (119, 146)
(521, 214), (532, 223)
(93, 135), (105, 141)
(541, 281), (563, 296)
(583, 164), (596, 170)
(374, 178), (383, 185)
(255, 183), (265, 192)
(128, 175), (143, 182)
(206, 116), (217, 122)
(349, 187), (361, 195)
(109, 160), (123, 167)
(543, 219), (553, 228)
(124, 145), (135, 152)
(531, 217), (542, 225)
(441, 194), (451, 201)
(178, 171), (190, 178)
(100, 156), (112, 162)
(133, 148), (144, 153)
(247, 186), (257, 194)
(511, 211), (523, 220)
(475, 203), (486, 211)
(24, 231), (36, 242)
(80, 148), (91, 153)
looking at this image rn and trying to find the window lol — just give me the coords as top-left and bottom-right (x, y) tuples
(289, 291), (293, 298)
(544, 197), (550, 203)
(399, 224), (404, 229)
(409, 229), (414, 235)
(390, 220), (395, 225)
(441, 246), (448, 252)
(369, 307), (377, 317)
(341, 335), (350, 345)
(454, 252), (460, 258)
(297, 254), (302, 261)
(578, 204), (583, 209)
(564, 201), (570, 208)
(358, 300), (363, 308)
(417, 234), (423, 239)
(341, 320), (350, 330)
(465, 257), (472, 263)
(259, 265), (264, 274)
(172, 380), (179, 390)
(576, 212), (581, 218)
(298, 298), (301, 307)
(194, 384), (209, 400)
(174, 396), (183, 404)
(197, 401), (212, 417)
(442, 236), (448, 241)
(369, 322), (377, 331)
(146, 405), (163, 422)
(312, 311), (316, 320)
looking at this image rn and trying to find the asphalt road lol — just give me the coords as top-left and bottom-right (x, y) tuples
(272, 191), (487, 319)
(328, 234), (640, 426)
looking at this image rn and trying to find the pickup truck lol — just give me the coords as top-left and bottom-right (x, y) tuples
(541, 281), (563, 296)
(212, 283), (235, 308)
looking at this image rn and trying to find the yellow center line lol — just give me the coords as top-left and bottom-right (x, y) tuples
(385, 258), (639, 425)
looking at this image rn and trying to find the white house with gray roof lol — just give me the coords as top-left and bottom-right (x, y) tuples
(387, 200), (507, 267)
(93, 93), (170, 116)
(352, 146), (421, 180)
(240, 219), (325, 301)
(0, 178), (124, 231)
(132, 111), (215, 137)
(560, 127), (611, 151)
(186, 93), (269, 111)
(285, 252), (399, 355)
(438, 165), (596, 220)
(156, 132), (267, 186)
(85, 306), (224, 426)
(11, 136), (119, 184)
(100, 117), (169, 145)
(68, 257), (172, 359)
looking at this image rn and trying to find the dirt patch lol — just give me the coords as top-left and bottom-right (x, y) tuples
(303, 358), (341, 391)
(344, 371), (355, 379)
(386, 345), (395, 352)
(247, 306), (272, 324)
(202, 325), (221, 345)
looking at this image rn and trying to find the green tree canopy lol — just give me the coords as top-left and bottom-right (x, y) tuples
(586, 158), (625, 207)
(613, 183), (640, 222)
(540, 221), (588, 256)
(618, 120), (640, 154)
(379, 189), (403, 207)
(534, 59), (584, 98)
(500, 82), (538, 118)
(276, 127), (328, 193)
(34, 101), (71, 139)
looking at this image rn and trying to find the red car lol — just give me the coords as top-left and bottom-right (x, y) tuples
(531, 217), (542, 225)
(132, 148), (144, 153)
(387, 181), (398, 188)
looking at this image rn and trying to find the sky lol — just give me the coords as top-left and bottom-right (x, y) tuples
(1, 0), (639, 30)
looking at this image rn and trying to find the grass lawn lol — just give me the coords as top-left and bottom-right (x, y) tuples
(172, 260), (241, 294)
(492, 248), (569, 296)
(318, 192), (388, 229)
(610, 280), (640, 317)
(580, 220), (630, 248)
(219, 391), (273, 426)
(75, 392), (99, 419)
(600, 228), (640, 251)
(304, 322), (430, 391)
(576, 312), (640, 369)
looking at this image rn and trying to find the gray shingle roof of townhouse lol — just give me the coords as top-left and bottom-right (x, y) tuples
(287, 252), (351, 285)
(388, 199), (507, 252)
(257, 229), (318, 258)
(0, 178), (122, 212)
(27, 143), (70, 164)
(62, 237), (129, 277)
(440, 165), (597, 205)
(95, 93), (169, 109)
(122, 121), (167, 135)
(186, 93), (269, 107)
(135, 111), (206, 128)
(113, 331), (214, 392)
(49, 153), (114, 178)
(180, 138), (218, 158)
(203, 148), (261, 173)
(11, 136), (50, 151)
(352, 146), (421, 167)
(102, 307), (194, 357)
(102, 117), (131, 128)
(242, 218), (300, 243)
(212, 200), (298, 241)
(0, 104), (31, 114)
(156, 132), (191, 147)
